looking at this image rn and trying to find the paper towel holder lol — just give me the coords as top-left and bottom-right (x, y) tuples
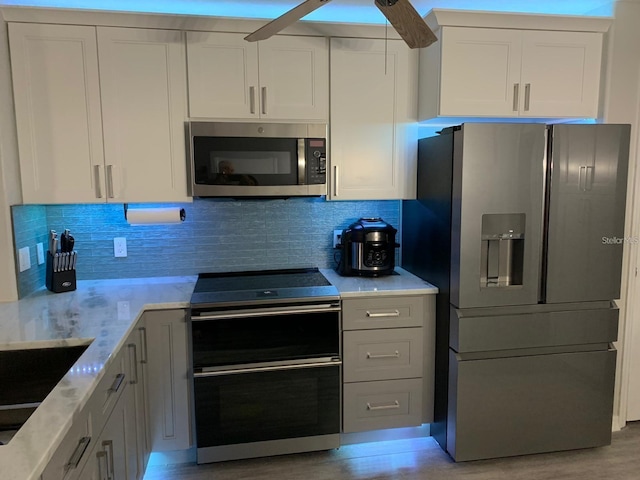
(123, 204), (186, 225)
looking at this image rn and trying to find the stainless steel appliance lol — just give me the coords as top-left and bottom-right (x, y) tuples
(336, 217), (399, 277)
(189, 268), (341, 464)
(402, 123), (630, 461)
(188, 122), (327, 197)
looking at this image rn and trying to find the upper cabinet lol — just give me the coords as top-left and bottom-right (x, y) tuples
(329, 38), (418, 200)
(186, 32), (328, 122)
(418, 10), (611, 121)
(9, 23), (190, 204)
(97, 27), (188, 203)
(9, 23), (105, 204)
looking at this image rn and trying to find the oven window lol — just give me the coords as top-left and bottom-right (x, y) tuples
(193, 136), (299, 186)
(191, 310), (340, 369)
(194, 365), (340, 447)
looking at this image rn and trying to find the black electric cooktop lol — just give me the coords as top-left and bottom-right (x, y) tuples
(190, 268), (340, 308)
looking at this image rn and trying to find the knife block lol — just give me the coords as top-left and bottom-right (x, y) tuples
(45, 252), (76, 293)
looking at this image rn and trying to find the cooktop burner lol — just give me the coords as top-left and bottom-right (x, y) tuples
(190, 268), (340, 308)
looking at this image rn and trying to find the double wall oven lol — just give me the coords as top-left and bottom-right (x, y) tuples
(189, 268), (341, 464)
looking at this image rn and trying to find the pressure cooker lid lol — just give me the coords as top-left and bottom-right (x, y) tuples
(343, 217), (398, 242)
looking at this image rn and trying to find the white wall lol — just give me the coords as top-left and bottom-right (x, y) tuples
(602, 0), (640, 426)
(0, 11), (20, 302)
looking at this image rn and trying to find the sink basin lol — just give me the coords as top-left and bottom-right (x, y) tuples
(0, 344), (89, 444)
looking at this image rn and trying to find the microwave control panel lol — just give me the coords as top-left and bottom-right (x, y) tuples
(306, 138), (327, 185)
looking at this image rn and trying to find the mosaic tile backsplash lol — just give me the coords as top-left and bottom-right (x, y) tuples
(12, 198), (400, 298)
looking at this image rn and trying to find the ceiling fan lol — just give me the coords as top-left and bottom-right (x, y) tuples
(244, 0), (438, 49)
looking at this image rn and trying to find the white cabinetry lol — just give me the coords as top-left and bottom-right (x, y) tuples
(329, 38), (417, 200)
(341, 295), (434, 433)
(96, 27), (188, 203)
(187, 32), (328, 121)
(419, 11), (609, 120)
(144, 309), (191, 451)
(8, 23), (104, 204)
(8, 23), (189, 204)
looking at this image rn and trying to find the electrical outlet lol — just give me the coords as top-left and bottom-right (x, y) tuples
(114, 237), (127, 257)
(117, 301), (130, 320)
(36, 243), (45, 265)
(18, 246), (31, 272)
(333, 230), (343, 248)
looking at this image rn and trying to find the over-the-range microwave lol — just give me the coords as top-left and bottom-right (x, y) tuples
(187, 122), (327, 197)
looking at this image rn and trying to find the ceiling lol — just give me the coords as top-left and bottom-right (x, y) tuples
(0, 0), (617, 22)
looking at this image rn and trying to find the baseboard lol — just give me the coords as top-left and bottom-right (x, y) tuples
(340, 424), (431, 446)
(147, 447), (196, 466)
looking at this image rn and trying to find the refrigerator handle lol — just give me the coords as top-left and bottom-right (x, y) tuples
(579, 166), (594, 192)
(524, 83), (531, 111)
(513, 83), (520, 112)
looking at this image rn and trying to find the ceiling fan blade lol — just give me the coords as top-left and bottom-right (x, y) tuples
(245, 0), (332, 42)
(375, 0), (437, 49)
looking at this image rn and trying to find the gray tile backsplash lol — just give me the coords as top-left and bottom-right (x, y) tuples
(12, 198), (400, 298)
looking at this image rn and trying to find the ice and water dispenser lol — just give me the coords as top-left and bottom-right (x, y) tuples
(480, 213), (525, 288)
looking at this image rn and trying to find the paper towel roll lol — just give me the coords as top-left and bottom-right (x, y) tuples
(126, 207), (186, 225)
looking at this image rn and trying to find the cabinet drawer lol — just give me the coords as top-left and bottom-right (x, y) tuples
(342, 296), (424, 330)
(89, 350), (128, 435)
(343, 328), (423, 382)
(40, 412), (92, 480)
(343, 378), (423, 433)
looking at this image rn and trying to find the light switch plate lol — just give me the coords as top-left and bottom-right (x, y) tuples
(18, 246), (31, 272)
(36, 242), (45, 265)
(117, 301), (130, 320)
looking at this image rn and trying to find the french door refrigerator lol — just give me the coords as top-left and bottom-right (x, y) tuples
(402, 123), (630, 461)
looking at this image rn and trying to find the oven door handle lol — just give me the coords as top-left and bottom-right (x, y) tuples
(193, 360), (342, 377)
(191, 304), (341, 321)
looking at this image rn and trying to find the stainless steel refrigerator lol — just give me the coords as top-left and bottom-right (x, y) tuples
(402, 123), (630, 461)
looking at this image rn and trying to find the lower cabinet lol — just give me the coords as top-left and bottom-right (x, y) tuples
(341, 295), (435, 433)
(144, 309), (192, 452)
(41, 308), (191, 479)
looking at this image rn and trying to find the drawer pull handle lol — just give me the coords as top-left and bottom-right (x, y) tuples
(65, 436), (91, 471)
(367, 350), (400, 359)
(109, 373), (125, 393)
(366, 310), (400, 318)
(367, 400), (400, 411)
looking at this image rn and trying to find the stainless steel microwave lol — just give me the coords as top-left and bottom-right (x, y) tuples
(187, 122), (327, 197)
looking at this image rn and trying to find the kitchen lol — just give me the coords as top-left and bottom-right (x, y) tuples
(1, 0), (640, 479)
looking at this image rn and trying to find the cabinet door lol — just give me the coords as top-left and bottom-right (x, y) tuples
(186, 31), (259, 119)
(258, 35), (328, 121)
(438, 27), (522, 117)
(8, 23), (106, 204)
(127, 323), (150, 479)
(145, 309), (191, 451)
(329, 38), (417, 200)
(97, 27), (189, 203)
(78, 386), (130, 480)
(520, 30), (602, 118)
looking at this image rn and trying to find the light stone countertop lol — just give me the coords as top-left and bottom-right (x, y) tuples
(0, 276), (197, 480)
(320, 267), (438, 297)
(0, 268), (436, 480)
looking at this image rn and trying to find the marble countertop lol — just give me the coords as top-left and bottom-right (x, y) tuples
(0, 268), (436, 479)
(320, 267), (438, 297)
(0, 276), (197, 480)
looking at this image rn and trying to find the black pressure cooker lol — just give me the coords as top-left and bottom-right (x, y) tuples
(336, 217), (399, 277)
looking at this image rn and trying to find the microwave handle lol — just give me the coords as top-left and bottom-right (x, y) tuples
(297, 139), (306, 185)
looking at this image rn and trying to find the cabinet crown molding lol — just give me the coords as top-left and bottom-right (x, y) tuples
(425, 8), (612, 33)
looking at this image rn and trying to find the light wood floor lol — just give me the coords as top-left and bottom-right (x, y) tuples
(144, 422), (640, 480)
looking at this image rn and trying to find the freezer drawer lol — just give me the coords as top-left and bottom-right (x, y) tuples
(450, 305), (618, 353)
(447, 347), (616, 462)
